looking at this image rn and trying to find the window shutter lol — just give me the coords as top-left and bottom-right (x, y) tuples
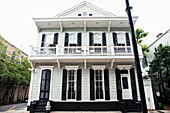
(41, 34), (45, 47)
(115, 69), (122, 101)
(77, 33), (82, 46)
(130, 68), (137, 101)
(62, 69), (67, 100)
(64, 33), (69, 46)
(89, 32), (94, 46)
(113, 32), (118, 46)
(77, 69), (82, 100)
(125, 32), (130, 46)
(102, 32), (107, 46)
(104, 69), (110, 100)
(53, 33), (58, 45)
(90, 69), (95, 100)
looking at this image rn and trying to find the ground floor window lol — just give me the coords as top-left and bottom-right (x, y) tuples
(67, 70), (76, 100)
(39, 69), (51, 100)
(95, 70), (104, 100)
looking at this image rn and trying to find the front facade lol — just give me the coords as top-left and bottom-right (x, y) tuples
(28, 2), (145, 112)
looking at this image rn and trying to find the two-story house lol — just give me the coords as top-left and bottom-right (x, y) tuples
(27, 1), (151, 112)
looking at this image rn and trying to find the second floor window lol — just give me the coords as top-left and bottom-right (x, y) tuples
(69, 33), (77, 44)
(11, 51), (15, 61)
(45, 34), (53, 47)
(94, 33), (102, 44)
(117, 33), (125, 44)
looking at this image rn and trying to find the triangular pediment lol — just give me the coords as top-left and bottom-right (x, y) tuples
(55, 1), (116, 17)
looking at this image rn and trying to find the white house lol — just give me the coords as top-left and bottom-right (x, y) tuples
(27, 1), (153, 112)
(143, 28), (170, 109)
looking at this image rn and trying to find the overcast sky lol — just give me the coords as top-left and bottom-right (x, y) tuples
(0, 0), (170, 54)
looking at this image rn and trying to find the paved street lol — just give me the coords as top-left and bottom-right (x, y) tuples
(0, 103), (28, 113)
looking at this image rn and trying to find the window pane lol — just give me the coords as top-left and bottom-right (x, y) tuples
(40, 92), (44, 99)
(117, 33), (125, 44)
(83, 12), (87, 16)
(46, 81), (50, 90)
(122, 77), (129, 89)
(45, 92), (49, 99)
(42, 71), (46, 79)
(41, 81), (45, 90)
(45, 34), (53, 46)
(94, 33), (102, 44)
(69, 33), (77, 44)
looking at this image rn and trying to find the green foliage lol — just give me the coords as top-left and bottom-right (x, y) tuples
(135, 28), (149, 44)
(0, 37), (31, 89)
(135, 28), (150, 57)
(148, 44), (170, 82)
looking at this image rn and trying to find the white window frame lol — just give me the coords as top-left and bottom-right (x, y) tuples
(69, 33), (77, 44)
(38, 66), (54, 100)
(117, 33), (125, 44)
(45, 33), (54, 47)
(93, 33), (102, 44)
(65, 65), (79, 101)
(92, 65), (106, 101)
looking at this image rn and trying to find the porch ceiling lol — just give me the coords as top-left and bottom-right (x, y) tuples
(34, 17), (137, 30)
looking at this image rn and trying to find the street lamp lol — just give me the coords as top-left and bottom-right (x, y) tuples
(124, 0), (147, 113)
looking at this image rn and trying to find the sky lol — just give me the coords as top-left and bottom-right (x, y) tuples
(0, 0), (170, 54)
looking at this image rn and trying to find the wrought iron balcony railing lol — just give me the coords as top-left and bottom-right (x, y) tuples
(30, 45), (143, 57)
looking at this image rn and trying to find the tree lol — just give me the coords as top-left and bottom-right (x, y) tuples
(148, 44), (170, 104)
(0, 36), (31, 103)
(135, 28), (149, 57)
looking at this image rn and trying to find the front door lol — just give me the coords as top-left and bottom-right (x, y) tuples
(121, 74), (132, 100)
(39, 69), (51, 100)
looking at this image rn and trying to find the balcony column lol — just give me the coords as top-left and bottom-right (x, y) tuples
(56, 45), (59, 56)
(111, 45), (115, 55)
(84, 46), (87, 55)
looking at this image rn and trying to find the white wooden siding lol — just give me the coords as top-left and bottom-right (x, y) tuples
(106, 32), (113, 46)
(51, 68), (62, 101)
(82, 32), (88, 46)
(30, 68), (41, 100)
(82, 69), (90, 100)
(109, 69), (117, 100)
(58, 33), (65, 47)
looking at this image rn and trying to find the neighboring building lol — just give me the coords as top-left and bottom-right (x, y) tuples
(0, 37), (27, 61)
(28, 1), (154, 112)
(144, 28), (170, 108)
(0, 36), (29, 104)
(146, 29), (170, 63)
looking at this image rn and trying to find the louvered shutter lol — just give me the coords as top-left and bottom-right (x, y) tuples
(102, 32), (107, 46)
(61, 69), (67, 100)
(125, 32), (130, 46)
(113, 32), (118, 46)
(130, 68), (138, 101)
(89, 33), (94, 46)
(77, 33), (82, 46)
(77, 69), (82, 100)
(64, 33), (69, 46)
(104, 69), (110, 100)
(41, 34), (45, 47)
(53, 33), (58, 45)
(115, 69), (122, 101)
(90, 69), (95, 100)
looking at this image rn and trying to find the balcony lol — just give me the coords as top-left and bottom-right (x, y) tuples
(30, 45), (143, 57)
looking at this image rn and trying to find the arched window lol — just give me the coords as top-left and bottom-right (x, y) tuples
(39, 69), (51, 100)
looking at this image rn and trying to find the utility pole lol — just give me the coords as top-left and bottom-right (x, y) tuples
(125, 0), (147, 112)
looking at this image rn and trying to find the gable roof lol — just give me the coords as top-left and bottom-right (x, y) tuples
(55, 1), (116, 17)
(149, 28), (170, 47)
